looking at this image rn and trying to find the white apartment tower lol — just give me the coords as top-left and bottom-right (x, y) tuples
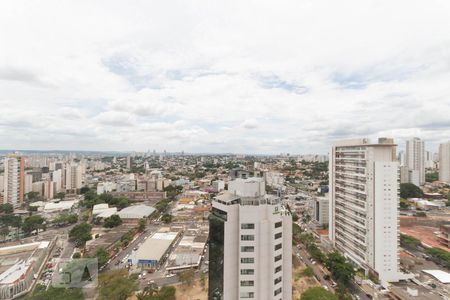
(65, 164), (82, 191)
(405, 137), (425, 186)
(439, 141), (450, 184)
(209, 177), (292, 300)
(329, 138), (411, 286)
(2, 156), (25, 208)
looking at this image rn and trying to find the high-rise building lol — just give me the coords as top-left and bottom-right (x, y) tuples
(2, 156), (25, 207)
(313, 196), (329, 227)
(439, 141), (450, 184)
(208, 177), (292, 300)
(329, 138), (411, 286)
(65, 164), (82, 191)
(51, 169), (63, 192)
(405, 137), (425, 186)
(126, 156), (133, 170)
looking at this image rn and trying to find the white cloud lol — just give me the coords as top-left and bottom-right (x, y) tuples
(0, 0), (450, 153)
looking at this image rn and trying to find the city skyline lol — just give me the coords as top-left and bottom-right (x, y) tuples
(1, 1), (450, 154)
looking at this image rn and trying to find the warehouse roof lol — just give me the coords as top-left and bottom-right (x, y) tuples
(117, 205), (155, 219)
(135, 232), (178, 262)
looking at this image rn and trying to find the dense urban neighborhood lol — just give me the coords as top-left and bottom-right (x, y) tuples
(0, 138), (449, 299)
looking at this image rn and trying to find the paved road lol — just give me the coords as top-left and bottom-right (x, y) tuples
(104, 225), (159, 271)
(293, 245), (335, 292)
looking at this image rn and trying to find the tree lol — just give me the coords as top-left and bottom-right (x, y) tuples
(72, 252), (81, 259)
(104, 215), (122, 228)
(137, 285), (176, 300)
(302, 267), (314, 277)
(94, 247), (110, 267)
(161, 213), (172, 224)
(26, 191), (40, 202)
(97, 269), (137, 300)
(138, 219), (146, 232)
(22, 215), (46, 235)
(25, 285), (84, 300)
(0, 203), (14, 214)
(55, 192), (66, 201)
(80, 186), (90, 194)
(178, 269), (195, 286)
(300, 287), (338, 300)
(53, 214), (78, 226)
(69, 223), (92, 247)
(425, 172), (439, 182)
(325, 251), (355, 287)
(400, 183), (423, 199)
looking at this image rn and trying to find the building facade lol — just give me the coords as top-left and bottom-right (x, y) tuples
(209, 177), (292, 300)
(313, 196), (329, 227)
(65, 164), (82, 191)
(329, 138), (410, 286)
(405, 137), (425, 186)
(439, 141), (450, 184)
(2, 156), (25, 208)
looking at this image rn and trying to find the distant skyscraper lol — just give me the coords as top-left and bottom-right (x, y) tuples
(209, 177), (292, 300)
(2, 155), (25, 207)
(126, 155), (133, 170)
(405, 137), (425, 186)
(65, 163), (82, 190)
(439, 141), (450, 184)
(329, 138), (411, 286)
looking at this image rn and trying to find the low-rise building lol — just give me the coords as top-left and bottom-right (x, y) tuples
(129, 231), (179, 269)
(437, 224), (450, 249)
(0, 241), (52, 300)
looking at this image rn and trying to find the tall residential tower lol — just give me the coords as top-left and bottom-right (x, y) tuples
(2, 155), (25, 208)
(329, 138), (411, 286)
(209, 177), (292, 300)
(405, 137), (425, 186)
(439, 141), (450, 184)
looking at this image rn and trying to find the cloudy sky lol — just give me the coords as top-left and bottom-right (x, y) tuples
(1, 1), (450, 154)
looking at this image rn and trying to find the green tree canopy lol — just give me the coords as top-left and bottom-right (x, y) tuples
(178, 269), (195, 286)
(0, 203), (14, 214)
(325, 251), (355, 287)
(400, 183), (423, 199)
(94, 247), (110, 267)
(69, 223), (92, 247)
(97, 269), (138, 300)
(104, 215), (122, 228)
(25, 285), (84, 300)
(22, 215), (46, 235)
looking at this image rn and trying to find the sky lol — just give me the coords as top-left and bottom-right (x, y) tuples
(1, 0), (450, 154)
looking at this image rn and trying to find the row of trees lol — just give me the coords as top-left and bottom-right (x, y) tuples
(81, 189), (130, 209)
(297, 231), (355, 299)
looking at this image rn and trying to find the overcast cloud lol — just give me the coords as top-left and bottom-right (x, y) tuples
(1, 0), (450, 154)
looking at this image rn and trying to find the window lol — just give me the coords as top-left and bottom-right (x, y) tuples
(241, 234), (255, 241)
(241, 257), (254, 264)
(274, 276), (282, 284)
(274, 287), (282, 296)
(274, 243), (282, 251)
(275, 265), (282, 273)
(240, 280), (254, 287)
(241, 269), (254, 275)
(275, 221), (282, 228)
(241, 223), (255, 229)
(274, 254), (282, 262)
(274, 232), (282, 239)
(241, 246), (254, 252)
(240, 292), (254, 298)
